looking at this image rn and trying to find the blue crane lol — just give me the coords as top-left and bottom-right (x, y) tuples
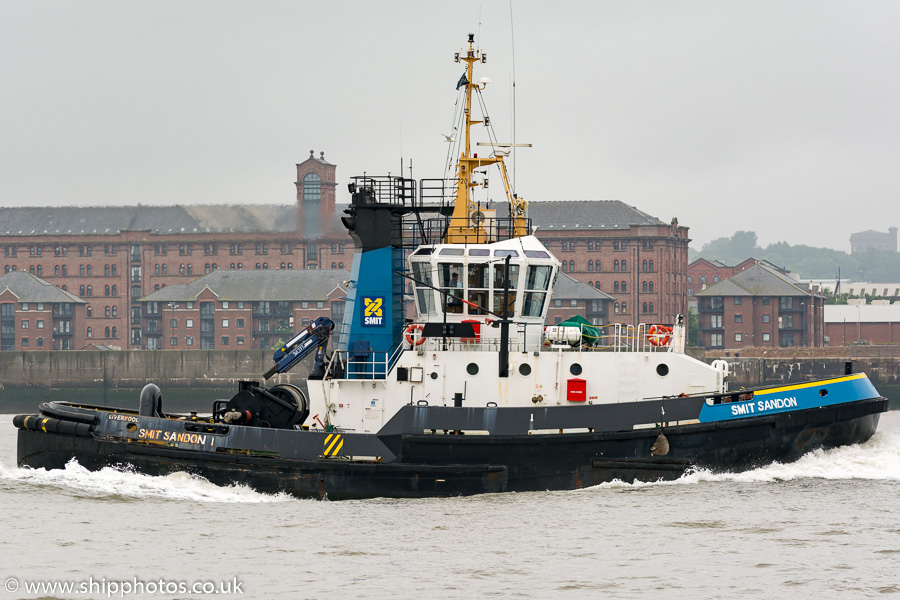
(263, 316), (335, 380)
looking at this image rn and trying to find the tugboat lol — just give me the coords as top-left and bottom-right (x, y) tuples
(15, 35), (888, 499)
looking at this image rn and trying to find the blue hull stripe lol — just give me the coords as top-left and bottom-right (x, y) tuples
(698, 373), (880, 423)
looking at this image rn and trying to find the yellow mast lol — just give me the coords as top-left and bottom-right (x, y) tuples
(443, 34), (529, 244)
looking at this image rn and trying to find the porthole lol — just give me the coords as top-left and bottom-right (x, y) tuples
(430, 372), (439, 380)
(466, 363), (479, 376)
(519, 363), (532, 376)
(570, 363), (583, 376)
(656, 363), (669, 377)
(819, 388), (828, 397)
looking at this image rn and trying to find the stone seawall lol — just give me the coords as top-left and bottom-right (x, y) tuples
(721, 357), (900, 389)
(0, 350), (310, 390)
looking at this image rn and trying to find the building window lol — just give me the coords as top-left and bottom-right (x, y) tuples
(21, 337), (29, 347)
(222, 319), (229, 328)
(621, 260), (626, 271)
(105, 326), (110, 337)
(762, 332), (770, 342)
(613, 241), (619, 251)
(36, 337), (44, 347)
(642, 260), (648, 272)
(762, 297), (771, 305)
(648, 302), (653, 313)
(710, 315), (723, 328)
(734, 297), (742, 306)
(621, 302), (627, 313)
(21, 320), (29, 329)
(185, 336), (193, 346)
(568, 260), (575, 272)
(713, 275), (719, 283)
(614, 260), (619, 272)
(554, 299), (562, 308)
(614, 282), (619, 293)
(170, 319), (178, 328)
(620, 281), (626, 293)
(780, 297), (794, 310)
(781, 333), (795, 347)
(303, 173), (322, 239)
(614, 302), (619, 314)
(561, 262), (567, 272)
(86, 327), (92, 338)
(710, 333), (723, 348)
(221, 336), (229, 346)
(170, 337), (178, 346)
(186, 319), (194, 328)
(237, 336), (244, 345)
(236, 318), (244, 328)
(642, 302), (648, 313)
(688, 275), (693, 284)
(734, 333), (742, 342)
(762, 314), (770, 323)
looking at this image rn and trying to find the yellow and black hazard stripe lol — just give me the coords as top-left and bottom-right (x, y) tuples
(323, 433), (343, 457)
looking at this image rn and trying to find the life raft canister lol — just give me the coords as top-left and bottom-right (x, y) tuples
(405, 323), (426, 346)
(648, 324), (673, 347)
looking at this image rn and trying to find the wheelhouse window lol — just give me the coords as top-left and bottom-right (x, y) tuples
(411, 261), (436, 316)
(466, 263), (489, 315)
(522, 265), (552, 317)
(492, 264), (519, 317)
(439, 262), (464, 314)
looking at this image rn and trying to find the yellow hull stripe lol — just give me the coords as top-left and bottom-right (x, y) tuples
(754, 373), (866, 397)
(325, 434), (342, 456)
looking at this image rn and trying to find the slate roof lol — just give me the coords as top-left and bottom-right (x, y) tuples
(140, 269), (349, 303)
(695, 263), (811, 297)
(0, 205), (304, 236)
(0, 272), (86, 303)
(496, 200), (667, 230)
(551, 273), (616, 301)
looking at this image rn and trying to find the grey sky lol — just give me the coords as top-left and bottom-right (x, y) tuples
(2, 1), (898, 252)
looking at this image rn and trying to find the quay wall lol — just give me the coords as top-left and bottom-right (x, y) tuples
(0, 350), (309, 390)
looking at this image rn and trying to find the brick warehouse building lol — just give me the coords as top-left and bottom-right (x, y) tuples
(0, 152), (348, 349)
(140, 269), (349, 350)
(1, 154), (690, 350)
(695, 262), (825, 349)
(0, 271), (87, 351)
(688, 258), (789, 297)
(514, 201), (691, 326)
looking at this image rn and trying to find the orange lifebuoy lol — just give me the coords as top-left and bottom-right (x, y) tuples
(405, 324), (426, 346)
(648, 324), (673, 347)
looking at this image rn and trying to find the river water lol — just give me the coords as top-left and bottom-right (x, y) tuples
(1, 412), (898, 600)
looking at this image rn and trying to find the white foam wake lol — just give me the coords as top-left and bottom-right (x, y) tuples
(0, 459), (296, 503)
(585, 423), (900, 490)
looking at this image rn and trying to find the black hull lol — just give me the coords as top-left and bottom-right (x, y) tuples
(16, 398), (886, 499)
